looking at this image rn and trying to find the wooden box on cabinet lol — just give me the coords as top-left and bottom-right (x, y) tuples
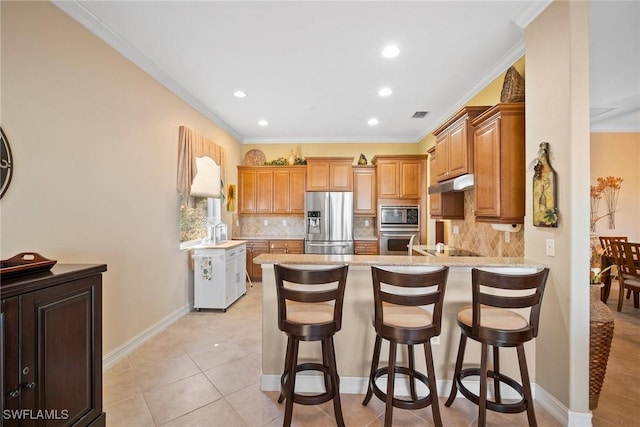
(428, 148), (464, 219)
(372, 155), (426, 200)
(354, 240), (378, 255)
(245, 240), (269, 281)
(432, 106), (490, 182)
(305, 157), (353, 191)
(1, 264), (107, 427)
(353, 166), (376, 216)
(472, 103), (525, 223)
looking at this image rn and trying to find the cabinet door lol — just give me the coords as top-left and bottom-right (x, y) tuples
(400, 160), (421, 199)
(377, 161), (400, 198)
(306, 161), (330, 191)
(289, 169), (306, 214)
(429, 154), (442, 217)
(238, 169), (257, 214)
(353, 167), (376, 215)
(256, 170), (273, 213)
(2, 297), (20, 417)
(22, 277), (103, 426)
(447, 120), (470, 178)
(246, 240), (269, 281)
(474, 118), (501, 218)
(434, 134), (449, 182)
(329, 162), (353, 191)
(272, 169), (291, 213)
(235, 245), (247, 297)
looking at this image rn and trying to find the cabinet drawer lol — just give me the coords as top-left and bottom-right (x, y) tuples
(246, 240), (269, 251)
(269, 240), (304, 254)
(354, 240), (379, 255)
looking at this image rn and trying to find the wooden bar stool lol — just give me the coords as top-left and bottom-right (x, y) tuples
(445, 268), (550, 427)
(274, 264), (349, 427)
(362, 266), (449, 427)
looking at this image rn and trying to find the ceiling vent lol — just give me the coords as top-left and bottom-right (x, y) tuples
(411, 111), (429, 118)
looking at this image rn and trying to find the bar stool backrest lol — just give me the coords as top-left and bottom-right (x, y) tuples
(371, 266), (449, 338)
(471, 268), (550, 340)
(274, 264), (349, 339)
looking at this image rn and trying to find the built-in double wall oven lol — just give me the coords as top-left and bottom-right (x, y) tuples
(378, 205), (420, 255)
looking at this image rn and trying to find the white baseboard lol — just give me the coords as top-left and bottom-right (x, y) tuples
(535, 385), (592, 427)
(102, 303), (191, 370)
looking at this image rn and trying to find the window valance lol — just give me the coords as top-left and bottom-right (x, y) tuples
(176, 125), (226, 199)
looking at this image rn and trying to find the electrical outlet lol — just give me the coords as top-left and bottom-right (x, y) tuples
(431, 336), (440, 345)
(453, 225), (459, 234)
(545, 239), (555, 257)
(263, 220), (269, 226)
(365, 219), (370, 227)
(282, 220), (287, 226)
(505, 231), (510, 243)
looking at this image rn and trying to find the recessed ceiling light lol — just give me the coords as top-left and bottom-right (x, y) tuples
(378, 87), (392, 97)
(258, 120), (268, 126)
(382, 45), (399, 58)
(368, 118), (379, 126)
(233, 91), (247, 98)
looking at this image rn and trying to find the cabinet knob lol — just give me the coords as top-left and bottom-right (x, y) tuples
(8, 389), (20, 398)
(23, 382), (36, 389)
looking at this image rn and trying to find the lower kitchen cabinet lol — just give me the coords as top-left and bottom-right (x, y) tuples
(354, 240), (379, 255)
(193, 243), (246, 311)
(246, 240), (269, 281)
(269, 240), (304, 254)
(1, 264), (107, 427)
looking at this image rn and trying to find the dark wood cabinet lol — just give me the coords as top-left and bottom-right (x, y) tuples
(1, 264), (107, 427)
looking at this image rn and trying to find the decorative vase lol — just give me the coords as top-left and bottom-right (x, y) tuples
(589, 284), (614, 410)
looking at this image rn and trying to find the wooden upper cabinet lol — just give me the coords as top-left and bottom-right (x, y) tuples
(472, 103), (525, 223)
(373, 155), (426, 200)
(353, 165), (376, 216)
(432, 106), (490, 182)
(238, 166), (305, 215)
(428, 148), (464, 220)
(305, 157), (353, 191)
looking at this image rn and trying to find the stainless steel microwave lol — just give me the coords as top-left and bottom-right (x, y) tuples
(379, 205), (420, 229)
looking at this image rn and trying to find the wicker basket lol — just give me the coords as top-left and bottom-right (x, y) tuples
(500, 66), (525, 103)
(589, 285), (615, 410)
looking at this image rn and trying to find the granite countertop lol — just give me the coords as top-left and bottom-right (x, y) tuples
(253, 253), (543, 268)
(188, 240), (247, 249)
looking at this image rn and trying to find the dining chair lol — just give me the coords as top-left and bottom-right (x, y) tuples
(609, 241), (640, 312)
(598, 236), (628, 302)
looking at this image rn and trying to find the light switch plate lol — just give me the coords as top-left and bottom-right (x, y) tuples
(545, 239), (555, 256)
(453, 225), (459, 234)
(505, 231), (510, 243)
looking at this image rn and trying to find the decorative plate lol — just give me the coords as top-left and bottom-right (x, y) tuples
(244, 149), (266, 166)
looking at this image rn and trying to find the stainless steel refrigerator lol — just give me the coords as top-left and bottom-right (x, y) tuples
(304, 192), (354, 254)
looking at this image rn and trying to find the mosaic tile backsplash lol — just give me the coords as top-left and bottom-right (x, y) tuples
(232, 215), (377, 239)
(448, 191), (524, 257)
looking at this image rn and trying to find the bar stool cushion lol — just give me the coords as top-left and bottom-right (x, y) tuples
(286, 301), (334, 324)
(383, 302), (434, 328)
(457, 304), (529, 330)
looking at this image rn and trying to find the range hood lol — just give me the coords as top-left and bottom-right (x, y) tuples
(427, 174), (474, 194)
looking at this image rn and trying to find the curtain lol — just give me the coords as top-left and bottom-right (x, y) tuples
(177, 125), (226, 199)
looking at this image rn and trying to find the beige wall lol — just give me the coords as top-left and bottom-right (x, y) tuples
(0, 2), (243, 356)
(525, 0), (591, 412)
(591, 132), (640, 241)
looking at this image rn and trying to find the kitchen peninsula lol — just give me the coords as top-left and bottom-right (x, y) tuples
(254, 253), (545, 396)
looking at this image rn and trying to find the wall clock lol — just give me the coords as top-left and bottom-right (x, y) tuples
(1, 126), (13, 199)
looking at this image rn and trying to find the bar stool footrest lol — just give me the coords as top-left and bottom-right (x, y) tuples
(371, 365), (434, 410)
(280, 362), (337, 406)
(456, 368), (527, 414)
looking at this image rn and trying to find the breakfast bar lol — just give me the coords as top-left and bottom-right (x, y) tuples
(254, 253), (545, 396)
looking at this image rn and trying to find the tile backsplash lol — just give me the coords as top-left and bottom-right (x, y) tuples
(448, 191), (524, 257)
(232, 214), (377, 239)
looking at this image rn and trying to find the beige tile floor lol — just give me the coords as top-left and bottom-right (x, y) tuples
(104, 278), (636, 426)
